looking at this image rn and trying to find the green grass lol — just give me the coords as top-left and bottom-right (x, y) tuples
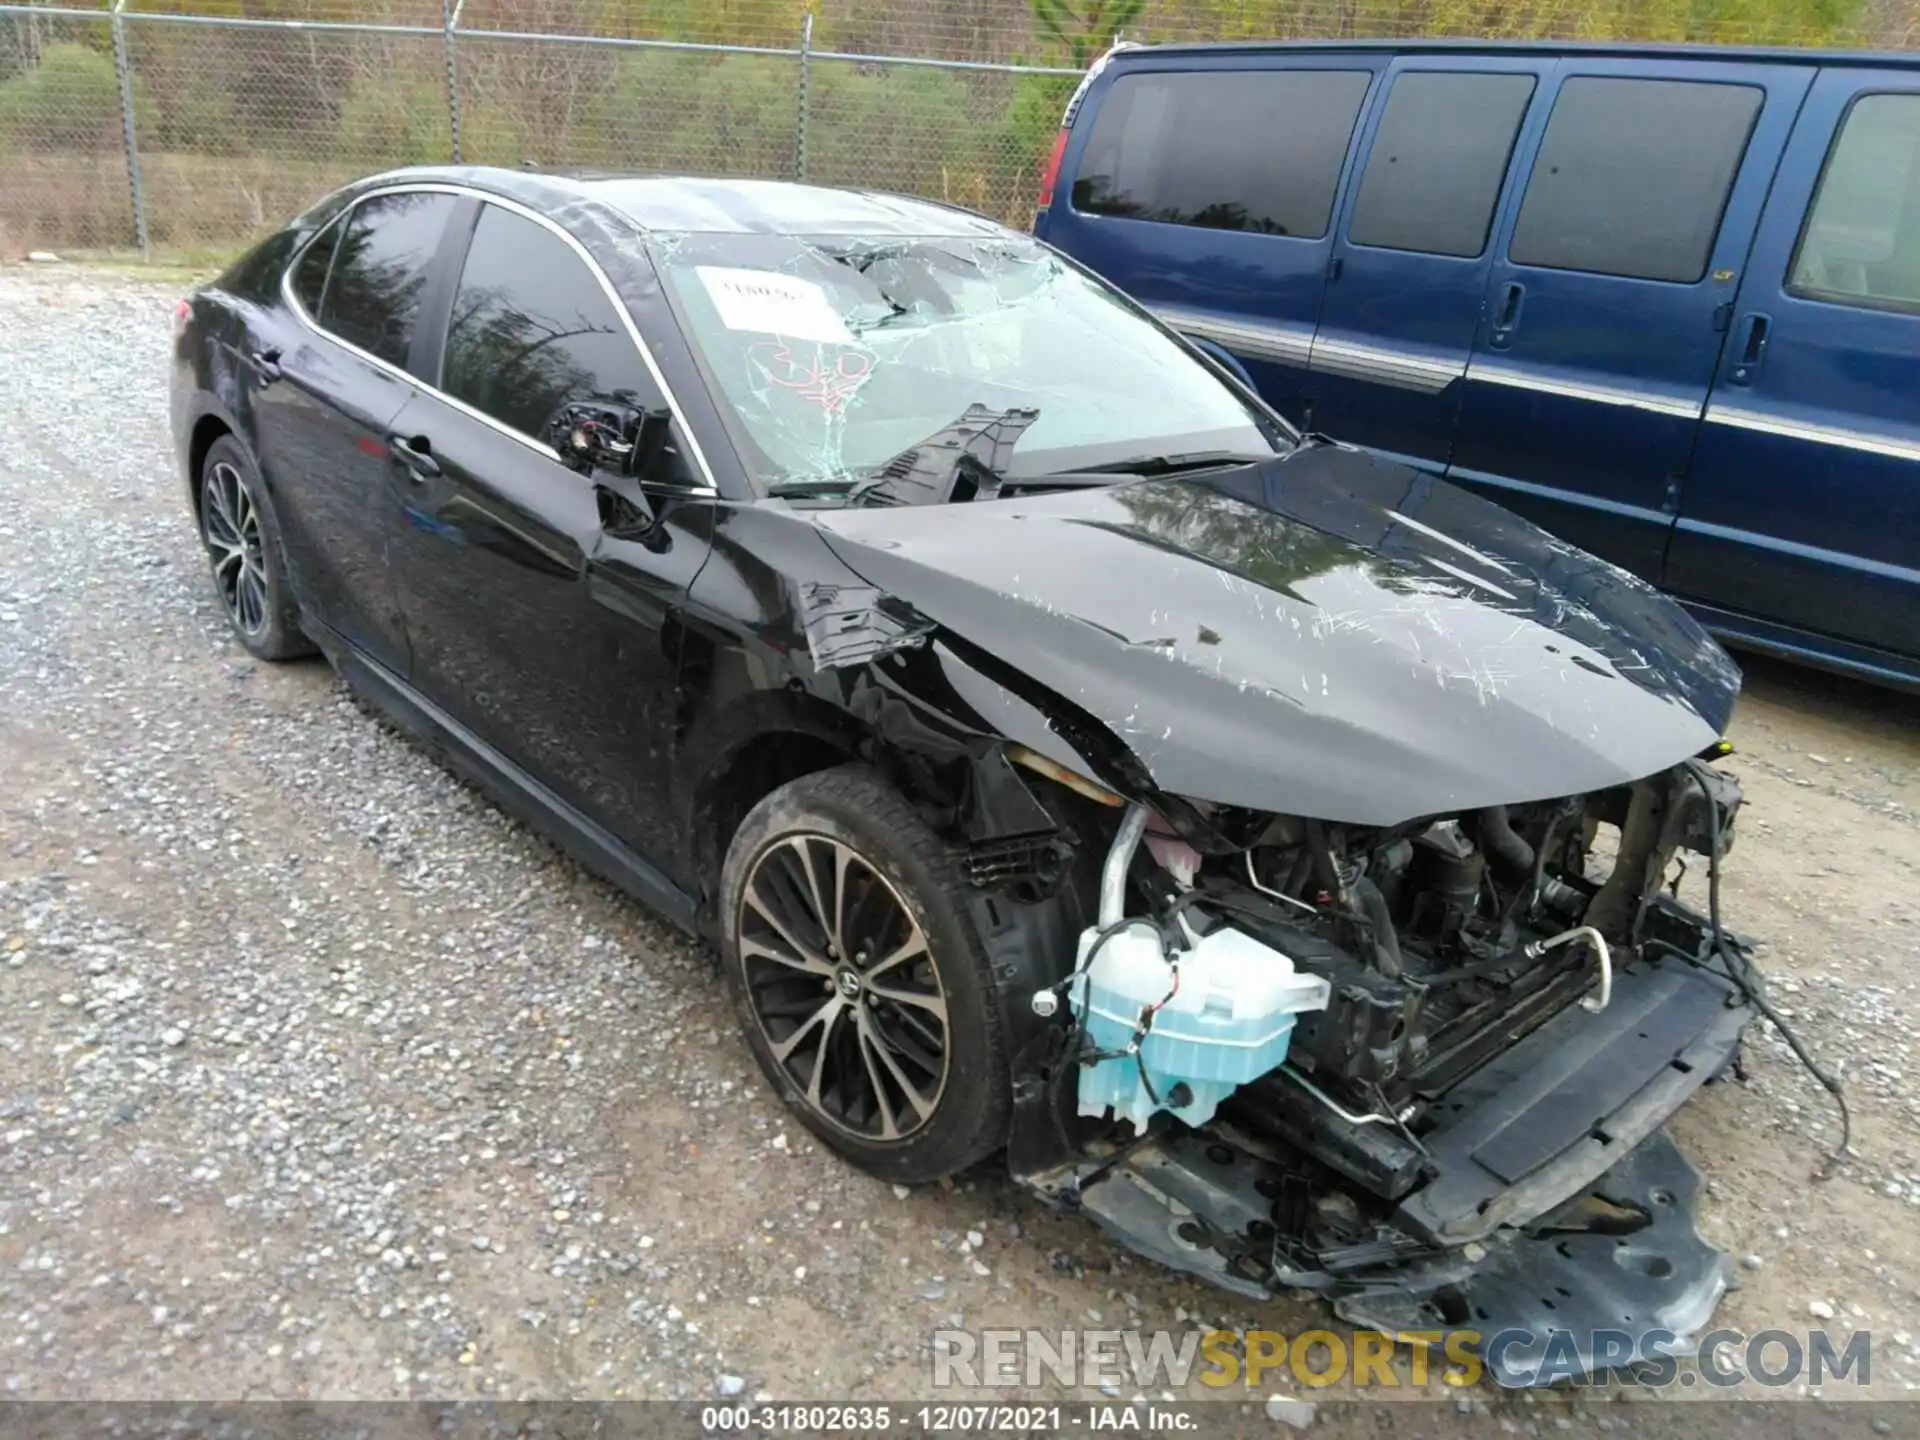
(48, 245), (240, 285)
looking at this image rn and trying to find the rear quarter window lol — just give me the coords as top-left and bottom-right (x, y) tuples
(1070, 68), (1372, 238)
(218, 227), (309, 304)
(290, 217), (343, 316)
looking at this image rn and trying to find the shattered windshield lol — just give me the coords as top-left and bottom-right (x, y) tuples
(652, 232), (1287, 499)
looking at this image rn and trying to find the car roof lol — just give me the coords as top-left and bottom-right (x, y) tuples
(1102, 37), (1916, 68)
(354, 166), (1008, 239)
(587, 175), (1008, 237)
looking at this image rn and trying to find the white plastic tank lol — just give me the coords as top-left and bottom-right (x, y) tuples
(1070, 921), (1331, 1134)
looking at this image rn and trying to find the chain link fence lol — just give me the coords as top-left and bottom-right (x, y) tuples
(1, 0), (1915, 256)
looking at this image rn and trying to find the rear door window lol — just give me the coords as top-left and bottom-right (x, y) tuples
(440, 203), (651, 444)
(1509, 76), (1763, 283)
(317, 190), (460, 367)
(1071, 68), (1372, 238)
(1789, 91), (1920, 312)
(1347, 71), (1537, 258)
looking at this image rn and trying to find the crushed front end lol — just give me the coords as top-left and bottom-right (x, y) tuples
(1000, 754), (1756, 1385)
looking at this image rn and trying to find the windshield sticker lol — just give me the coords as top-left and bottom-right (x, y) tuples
(749, 341), (874, 415)
(696, 266), (856, 344)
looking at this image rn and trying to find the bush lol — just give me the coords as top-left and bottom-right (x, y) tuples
(985, 71), (1076, 212)
(0, 42), (151, 153)
(588, 54), (1027, 218)
(807, 62), (978, 196)
(336, 74), (451, 167)
(585, 51), (796, 175)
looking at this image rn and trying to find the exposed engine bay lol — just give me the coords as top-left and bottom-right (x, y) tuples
(708, 299), (1799, 1379)
(994, 750), (1760, 1382)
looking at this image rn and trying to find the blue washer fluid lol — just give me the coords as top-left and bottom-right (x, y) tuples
(1070, 922), (1331, 1134)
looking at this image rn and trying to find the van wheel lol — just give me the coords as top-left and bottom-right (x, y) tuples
(719, 764), (1011, 1183)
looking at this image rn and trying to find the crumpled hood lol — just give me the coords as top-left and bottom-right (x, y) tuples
(810, 443), (1741, 825)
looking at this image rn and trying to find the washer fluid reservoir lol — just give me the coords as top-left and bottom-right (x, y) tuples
(1071, 922), (1331, 1134)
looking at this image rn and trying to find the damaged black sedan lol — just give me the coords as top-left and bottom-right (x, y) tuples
(172, 168), (1765, 1382)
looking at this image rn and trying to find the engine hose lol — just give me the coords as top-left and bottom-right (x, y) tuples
(1351, 875), (1403, 979)
(1477, 805), (1535, 878)
(1512, 807), (1570, 923)
(1100, 802), (1150, 928)
(1282, 846), (1314, 896)
(1525, 925), (1612, 1013)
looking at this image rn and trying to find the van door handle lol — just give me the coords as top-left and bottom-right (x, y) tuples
(249, 347), (283, 385)
(1729, 312), (1771, 386)
(389, 434), (442, 480)
(1489, 282), (1525, 349)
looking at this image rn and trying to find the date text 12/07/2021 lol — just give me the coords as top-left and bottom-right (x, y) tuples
(701, 1404), (1192, 1432)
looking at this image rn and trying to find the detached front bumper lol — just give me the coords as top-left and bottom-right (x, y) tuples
(1340, 1130), (1730, 1386)
(1062, 954), (1755, 1384)
(1386, 953), (1753, 1248)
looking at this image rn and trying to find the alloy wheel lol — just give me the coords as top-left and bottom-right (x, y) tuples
(737, 833), (950, 1141)
(201, 461), (268, 636)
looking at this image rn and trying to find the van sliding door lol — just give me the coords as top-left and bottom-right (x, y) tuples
(1446, 59), (1813, 581)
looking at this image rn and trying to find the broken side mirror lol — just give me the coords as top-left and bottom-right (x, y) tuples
(593, 471), (660, 543)
(550, 397), (672, 481)
(550, 399), (675, 543)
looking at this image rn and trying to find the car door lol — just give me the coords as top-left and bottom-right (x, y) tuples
(1447, 59), (1814, 579)
(1051, 56), (1381, 426)
(1308, 57), (1547, 473)
(1667, 71), (1920, 668)
(249, 189), (462, 672)
(385, 198), (716, 875)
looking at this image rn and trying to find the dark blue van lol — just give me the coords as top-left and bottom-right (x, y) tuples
(1035, 41), (1920, 687)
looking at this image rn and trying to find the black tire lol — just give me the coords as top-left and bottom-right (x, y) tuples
(197, 436), (314, 662)
(720, 764), (1011, 1183)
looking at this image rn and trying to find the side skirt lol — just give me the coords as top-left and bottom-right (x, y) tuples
(313, 621), (702, 938)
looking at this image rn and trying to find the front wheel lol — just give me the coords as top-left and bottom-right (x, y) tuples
(719, 764), (1012, 1183)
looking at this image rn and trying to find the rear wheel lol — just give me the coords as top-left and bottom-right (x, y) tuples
(720, 764), (1011, 1183)
(198, 437), (313, 661)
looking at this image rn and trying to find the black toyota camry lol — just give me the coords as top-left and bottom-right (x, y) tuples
(173, 166), (1766, 1380)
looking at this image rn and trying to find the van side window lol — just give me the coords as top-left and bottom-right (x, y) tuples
(1071, 69), (1371, 238)
(1790, 93), (1920, 312)
(1348, 71), (1536, 258)
(1510, 77), (1762, 283)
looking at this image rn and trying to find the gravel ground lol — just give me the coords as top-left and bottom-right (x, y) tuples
(1, 266), (1917, 1426)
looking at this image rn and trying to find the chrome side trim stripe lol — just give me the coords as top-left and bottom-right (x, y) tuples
(1675, 514), (1920, 584)
(1309, 334), (1463, 394)
(1152, 311), (1707, 415)
(1465, 361), (1702, 420)
(1705, 402), (1920, 464)
(1151, 306), (1314, 369)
